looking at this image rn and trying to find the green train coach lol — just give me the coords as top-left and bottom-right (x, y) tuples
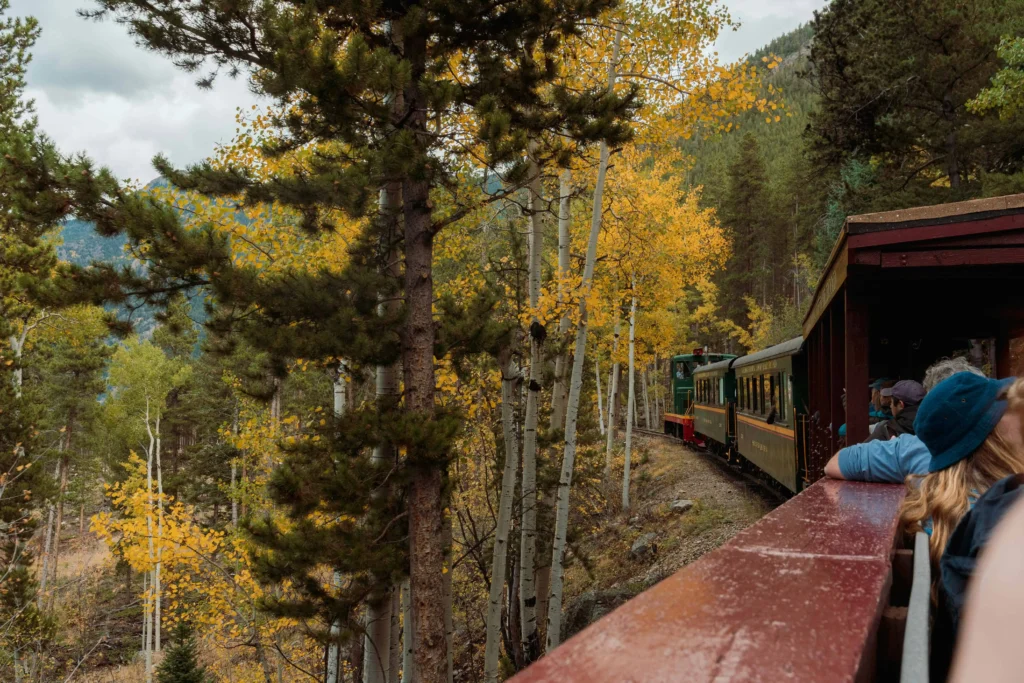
(664, 349), (736, 438)
(687, 337), (811, 494)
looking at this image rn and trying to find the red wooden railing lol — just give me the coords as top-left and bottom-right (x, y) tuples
(512, 480), (906, 682)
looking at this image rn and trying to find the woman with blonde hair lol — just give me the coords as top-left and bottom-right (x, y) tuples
(900, 373), (1024, 566)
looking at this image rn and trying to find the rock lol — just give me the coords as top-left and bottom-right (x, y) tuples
(628, 515), (641, 527)
(671, 499), (695, 514)
(560, 588), (638, 643)
(630, 532), (657, 560)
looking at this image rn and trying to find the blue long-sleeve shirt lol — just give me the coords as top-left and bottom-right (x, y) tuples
(837, 433), (931, 483)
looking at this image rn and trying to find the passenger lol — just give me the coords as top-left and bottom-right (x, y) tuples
(824, 358), (983, 482)
(868, 379), (888, 422)
(923, 378), (1024, 680)
(900, 372), (1023, 567)
(947, 381), (1024, 682)
(865, 379), (925, 442)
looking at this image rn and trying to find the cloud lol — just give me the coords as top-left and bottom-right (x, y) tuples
(10, 0), (262, 181)
(711, 0), (827, 63)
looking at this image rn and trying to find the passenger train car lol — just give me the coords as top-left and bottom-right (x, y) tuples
(672, 337), (810, 493)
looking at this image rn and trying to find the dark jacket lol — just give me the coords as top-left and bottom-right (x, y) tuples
(865, 404), (919, 442)
(932, 474), (1024, 680)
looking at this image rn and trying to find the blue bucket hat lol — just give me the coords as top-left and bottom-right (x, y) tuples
(915, 372), (1015, 473)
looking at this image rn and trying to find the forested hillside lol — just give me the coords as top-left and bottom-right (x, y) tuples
(3, 0), (1024, 682)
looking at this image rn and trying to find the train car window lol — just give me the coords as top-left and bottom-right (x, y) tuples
(777, 372), (786, 423)
(718, 378), (725, 406)
(768, 374), (776, 417)
(676, 362), (691, 380)
(787, 375), (794, 423)
(760, 375), (768, 416)
(751, 376), (758, 413)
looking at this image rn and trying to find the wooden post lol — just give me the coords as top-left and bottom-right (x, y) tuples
(845, 286), (870, 444)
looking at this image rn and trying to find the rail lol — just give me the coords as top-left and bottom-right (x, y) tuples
(900, 532), (931, 682)
(512, 480), (906, 682)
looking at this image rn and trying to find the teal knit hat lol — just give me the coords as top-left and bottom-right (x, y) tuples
(915, 372), (1015, 473)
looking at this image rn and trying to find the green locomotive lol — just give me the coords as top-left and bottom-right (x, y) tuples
(664, 350), (737, 439)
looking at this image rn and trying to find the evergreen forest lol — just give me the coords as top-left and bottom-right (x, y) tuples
(1, 0), (1023, 681)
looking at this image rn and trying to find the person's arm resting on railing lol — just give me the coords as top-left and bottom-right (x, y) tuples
(825, 434), (930, 483)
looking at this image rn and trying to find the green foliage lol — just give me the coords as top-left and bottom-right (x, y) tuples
(971, 36), (1024, 121)
(807, 0), (1024, 199)
(156, 622), (210, 683)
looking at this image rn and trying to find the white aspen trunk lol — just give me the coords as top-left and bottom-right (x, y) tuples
(549, 167), (573, 431)
(622, 289), (638, 511)
(596, 359), (605, 435)
(547, 25), (622, 653)
(37, 457), (61, 607)
(155, 412), (163, 653)
(231, 406), (239, 527)
(604, 318), (622, 480)
(401, 580), (413, 683)
(143, 571), (151, 680)
(643, 369), (651, 429)
(518, 141), (544, 664)
(144, 398), (156, 683)
(365, 183), (401, 683)
(389, 588), (401, 683)
(327, 365), (348, 683)
(484, 362), (522, 682)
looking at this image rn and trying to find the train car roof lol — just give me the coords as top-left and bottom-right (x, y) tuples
(692, 358), (735, 375)
(732, 336), (804, 369)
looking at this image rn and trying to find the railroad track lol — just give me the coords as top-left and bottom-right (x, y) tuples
(634, 427), (791, 505)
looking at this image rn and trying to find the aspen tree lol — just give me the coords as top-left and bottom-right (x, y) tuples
(484, 359), (521, 682)
(547, 25), (624, 652)
(623, 281), (638, 510)
(604, 317), (622, 480)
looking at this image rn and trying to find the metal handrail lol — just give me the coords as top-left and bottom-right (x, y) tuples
(901, 531), (931, 682)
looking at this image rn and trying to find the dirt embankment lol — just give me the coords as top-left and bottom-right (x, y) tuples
(559, 436), (777, 641)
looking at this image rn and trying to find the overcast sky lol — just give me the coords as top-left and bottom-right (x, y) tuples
(10, 0), (827, 183)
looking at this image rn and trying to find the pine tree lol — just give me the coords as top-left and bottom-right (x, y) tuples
(808, 0), (1024, 201)
(717, 134), (772, 329)
(11, 3), (635, 679)
(156, 623), (210, 683)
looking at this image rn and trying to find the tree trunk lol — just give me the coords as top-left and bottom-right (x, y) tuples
(623, 288), (637, 510)
(143, 571), (151, 683)
(144, 399), (157, 683)
(549, 167), (573, 431)
(403, 28), (447, 677)
(328, 366), (350, 683)
(484, 362), (522, 682)
(50, 421), (72, 593)
(604, 319), (622, 480)
(389, 588), (402, 683)
(37, 457), (61, 607)
(155, 412), (163, 653)
(366, 181), (402, 683)
(443, 517), (454, 683)
(401, 580), (413, 683)
(518, 142), (545, 667)
(643, 369), (651, 429)
(595, 359), (605, 436)
(547, 25), (622, 652)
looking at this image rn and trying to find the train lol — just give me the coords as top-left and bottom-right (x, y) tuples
(664, 337), (810, 494)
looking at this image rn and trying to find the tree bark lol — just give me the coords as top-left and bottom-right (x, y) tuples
(403, 28), (447, 677)
(643, 369), (651, 430)
(389, 588), (401, 683)
(155, 411), (163, 653)
(485, 361), (522, 682)
(595, 359), (605, 436)
(623, 287), (637, 510)
(328, 365), (349, 683)
(50, 419), (72, 592)
(401, 580), (413, 683)
(547, 25), (622, 652)
(366, 180), (402, 683)
(604, 318), (622, 480)
(549, 168), (573, 431)
(518, 142), (545, 666)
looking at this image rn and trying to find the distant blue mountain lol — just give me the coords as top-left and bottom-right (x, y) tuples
(55, 178), (207, 337)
